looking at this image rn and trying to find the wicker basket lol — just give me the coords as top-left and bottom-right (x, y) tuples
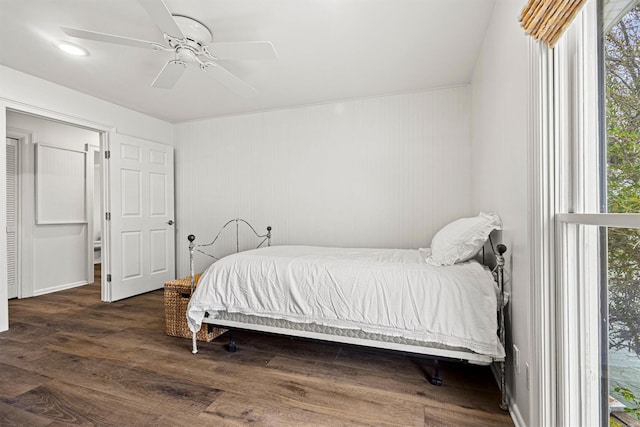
(164, 275), (227, 342)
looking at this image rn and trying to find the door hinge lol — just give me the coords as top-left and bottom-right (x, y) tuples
(106, 274), (112, 283)
(105, 212), (111, 221)
(104, 150), (111, 159)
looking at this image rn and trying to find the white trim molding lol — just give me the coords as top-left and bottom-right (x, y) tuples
(33, 280), (89, 296)
(552, 1), (603, 423)
(1, 98), (115, 133)
(557, 213), (640, 228)
(528, 36), (557, 427)
(532, 0), (640, 424)
(509, 401), (527, 427)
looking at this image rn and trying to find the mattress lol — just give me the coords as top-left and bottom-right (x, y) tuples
(210, 311), (500, 356)
(187, 245), (505, 358)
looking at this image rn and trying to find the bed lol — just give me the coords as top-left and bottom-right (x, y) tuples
(185, 215), (508, 410)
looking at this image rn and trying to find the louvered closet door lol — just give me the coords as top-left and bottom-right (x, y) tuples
(6, 138), (18, 299)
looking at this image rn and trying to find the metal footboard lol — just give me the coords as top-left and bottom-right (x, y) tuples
(187, 218), (272, 354)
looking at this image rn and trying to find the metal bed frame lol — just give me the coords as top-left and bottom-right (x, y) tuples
(187, 218), (508, 411)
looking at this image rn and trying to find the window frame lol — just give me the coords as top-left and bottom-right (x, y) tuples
(548, 0), (640, 424)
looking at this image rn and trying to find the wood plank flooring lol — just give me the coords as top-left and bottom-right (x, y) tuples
(1, 272), (513, 426)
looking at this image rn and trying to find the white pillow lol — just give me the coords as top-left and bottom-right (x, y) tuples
(424, 212), (502, 266)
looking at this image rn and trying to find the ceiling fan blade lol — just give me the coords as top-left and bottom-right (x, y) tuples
(202, 63), (257, 97)
(151, 60), (187, 89)
(137, 0), (184, 38)
(62, 27), (159, 50)
(207, 41), (278, 60)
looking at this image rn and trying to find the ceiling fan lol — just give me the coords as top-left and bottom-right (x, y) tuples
(61, 0), (277, 96)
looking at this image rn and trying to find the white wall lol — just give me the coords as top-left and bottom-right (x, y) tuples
(0, 65), (173, 332)
(175, 87), (474, 276)
(8, 111), (99, 295)
(470, 0), (530, 425)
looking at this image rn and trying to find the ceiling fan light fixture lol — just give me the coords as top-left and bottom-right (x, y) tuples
(176, 47), (197, 64)
(57, 41), (89, 56)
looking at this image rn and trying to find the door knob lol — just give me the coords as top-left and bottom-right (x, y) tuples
(167, 220), (174, 225)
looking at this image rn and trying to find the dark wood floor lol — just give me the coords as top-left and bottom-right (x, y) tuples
(0, 272), (513, 426)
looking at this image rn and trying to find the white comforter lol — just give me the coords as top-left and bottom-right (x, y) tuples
(187, 245), (504, 357)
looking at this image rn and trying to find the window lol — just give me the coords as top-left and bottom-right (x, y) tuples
(603, 3), (640, 424)
(551, 0), (640, 425)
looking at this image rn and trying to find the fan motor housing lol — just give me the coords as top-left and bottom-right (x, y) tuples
(172, 15), (212, 44)
(166, 15), (213, 62)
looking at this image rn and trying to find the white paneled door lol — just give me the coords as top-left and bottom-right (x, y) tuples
(106, 133), (175, 302)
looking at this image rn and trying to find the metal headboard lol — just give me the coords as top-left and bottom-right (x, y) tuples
(189, 218), (271, 260)
(187, 218), (272, 293)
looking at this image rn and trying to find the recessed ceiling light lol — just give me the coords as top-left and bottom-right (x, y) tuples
(57, 42), (89, 57)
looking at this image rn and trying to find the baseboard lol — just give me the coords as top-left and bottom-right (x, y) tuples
(33, 280), (89, 296)
(509, 400), (526, 427)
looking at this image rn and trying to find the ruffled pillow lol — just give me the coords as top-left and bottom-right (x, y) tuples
(425, 212), (502, 266)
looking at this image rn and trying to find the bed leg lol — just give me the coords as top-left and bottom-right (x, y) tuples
(227, 330), (237, 353)
(499, 360), (508, 411)
(191, 331), (198, 354)
(429, 359), (443, 386)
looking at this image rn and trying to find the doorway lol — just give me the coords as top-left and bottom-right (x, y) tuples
(6, 111), (103, 300)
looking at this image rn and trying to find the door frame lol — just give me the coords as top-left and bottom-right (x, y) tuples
(7, 119), (105, 299)
(86, 143), (101, 285)
(101, 132), (111, 301)
(0, 101), (116, 332)
(6, 128), (31, 299)
(3, 104), (113, 305)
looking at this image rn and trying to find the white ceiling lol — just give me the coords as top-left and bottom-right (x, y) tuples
(0, 0), (495, 123)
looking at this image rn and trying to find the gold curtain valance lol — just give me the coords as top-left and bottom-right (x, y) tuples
(520, 0), (588, 48)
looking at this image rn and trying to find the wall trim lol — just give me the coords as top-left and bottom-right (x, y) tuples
(1, 97), (114, 133)
(528, 37), (556, 427)
(509, 401), (526, 427)
(33, 280), (89, 296)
